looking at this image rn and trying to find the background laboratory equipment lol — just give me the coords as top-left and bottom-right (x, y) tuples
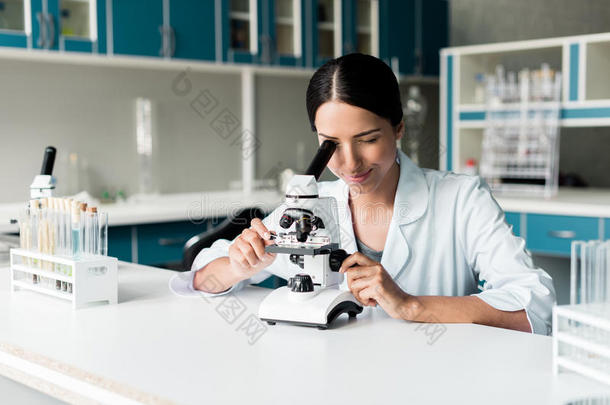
(401, 85), (428, 166)
(30, 146), (57, 199)
(478, 64), (562, 197)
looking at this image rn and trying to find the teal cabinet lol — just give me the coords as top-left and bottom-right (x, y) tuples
(420, 0), (447, 75)
(108, 225), (133, 262)
(59, 0), (106, 53)
(31, 0), (54, 50)
(378, 0), (448, 75)
(526, 214), (599, 256)
(31, 0), (104, 53)
(309, 0), (338, 67)
(136, 220), (208, 266)
(221, 0), (265, 64)
(504, 211), (521, 237)
(605, 218), (610, 240)
(378, 0), (415, 74)
(0, 0), (29, 48)
(169, 0), (215, 61)
(112, 0), (215, 60)
(112, 0), (163, 57)
(1, 0), (448, 75)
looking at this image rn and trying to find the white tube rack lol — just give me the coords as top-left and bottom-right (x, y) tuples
(553, 303), (610, 386)
(9, 248), (118, 309)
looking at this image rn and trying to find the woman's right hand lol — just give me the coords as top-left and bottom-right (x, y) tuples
(228, 218), (277, 279)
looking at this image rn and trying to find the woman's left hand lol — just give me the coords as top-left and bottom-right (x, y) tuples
(339, 252), (410, 319)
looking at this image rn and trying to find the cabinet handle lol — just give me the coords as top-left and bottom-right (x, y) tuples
(158, 237), (188, 247)
(548, 230), (576, 239)
(159, 25), (166, 57)
(45, 13), (55, 49)
(36, 12), (46, 48)
(260, 34), (272, 65)
(169, 25), (176, 57)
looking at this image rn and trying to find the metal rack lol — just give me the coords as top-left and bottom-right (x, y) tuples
(479, 65), (562, 197)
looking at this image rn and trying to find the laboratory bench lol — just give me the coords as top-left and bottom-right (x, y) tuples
(0, 262), (608, 405)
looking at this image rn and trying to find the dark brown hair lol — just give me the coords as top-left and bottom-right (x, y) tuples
(306, 53), (403, 132)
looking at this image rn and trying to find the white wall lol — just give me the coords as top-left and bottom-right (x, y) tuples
(0, 59), (321, 203)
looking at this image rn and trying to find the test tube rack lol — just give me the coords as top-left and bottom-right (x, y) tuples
(553, 303), (610, 386)
(9, 248), (118, 309)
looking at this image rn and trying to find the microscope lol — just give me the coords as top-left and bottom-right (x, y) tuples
(30, 146), (57, 199)
(258, 141), (363, 329)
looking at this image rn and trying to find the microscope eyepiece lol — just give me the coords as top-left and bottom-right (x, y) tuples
(305, 140), (337, 180)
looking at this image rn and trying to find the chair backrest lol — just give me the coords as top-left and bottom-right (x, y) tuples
(182, 207), (266, 271)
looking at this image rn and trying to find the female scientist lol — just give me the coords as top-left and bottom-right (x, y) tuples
(184, 53), (555, 335)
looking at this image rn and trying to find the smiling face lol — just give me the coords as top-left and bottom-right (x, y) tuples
(315, 101), (403, 196)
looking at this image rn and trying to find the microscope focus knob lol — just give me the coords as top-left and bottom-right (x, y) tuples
(289, 274), (314, 293)
(329, 249), (349, 272)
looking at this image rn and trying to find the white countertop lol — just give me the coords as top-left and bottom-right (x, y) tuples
(0, 263), (608, 404)
(495, 188), (610, 218)
(0, 190), (283, 234)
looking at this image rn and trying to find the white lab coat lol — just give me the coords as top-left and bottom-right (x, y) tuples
(172, 150), (556, 335)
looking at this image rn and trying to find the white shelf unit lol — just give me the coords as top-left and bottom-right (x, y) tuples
(9, 248), (118, 309)
(441, 32), (610, 174)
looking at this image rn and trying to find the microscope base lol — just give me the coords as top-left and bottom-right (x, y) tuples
(258, 286), (363, 329)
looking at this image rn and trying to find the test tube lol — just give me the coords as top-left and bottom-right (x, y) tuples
(71, 202), (81, 259)
(29, 200), (39, 283)
(87, 207), (98, 256)
(49, 198), (57, 272)
(64, 199), (72, 257)
(18, 207), (31, 267)
(56, 198), (64, 255)
(98, 212), (108, 256)
(79, 202), (87, 256)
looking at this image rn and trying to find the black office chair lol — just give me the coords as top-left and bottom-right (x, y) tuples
(182, 207), (266, 271)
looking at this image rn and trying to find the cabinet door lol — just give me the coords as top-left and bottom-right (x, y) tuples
(32, 0), (58, 49)
(112, 0), (163, 57)
(169, 0), (215, 61)
(310, 0), (341, 67)
(267, 0), (305, 66)
(504, 212), (521, 237)
(420, 0), (447, 75)
(342, 0), (378, 57)
(0, 0), (29, 48)
(137, 221), (209, 267)
(55, 0), (106, 53)
(378, 0), (415, 74)
(605, 218), (610, 240)
(526, 214), (599, 256)
(222, 0), (264, 64)
(55, 0), (102, 53)
(108, 225), (133, 262)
